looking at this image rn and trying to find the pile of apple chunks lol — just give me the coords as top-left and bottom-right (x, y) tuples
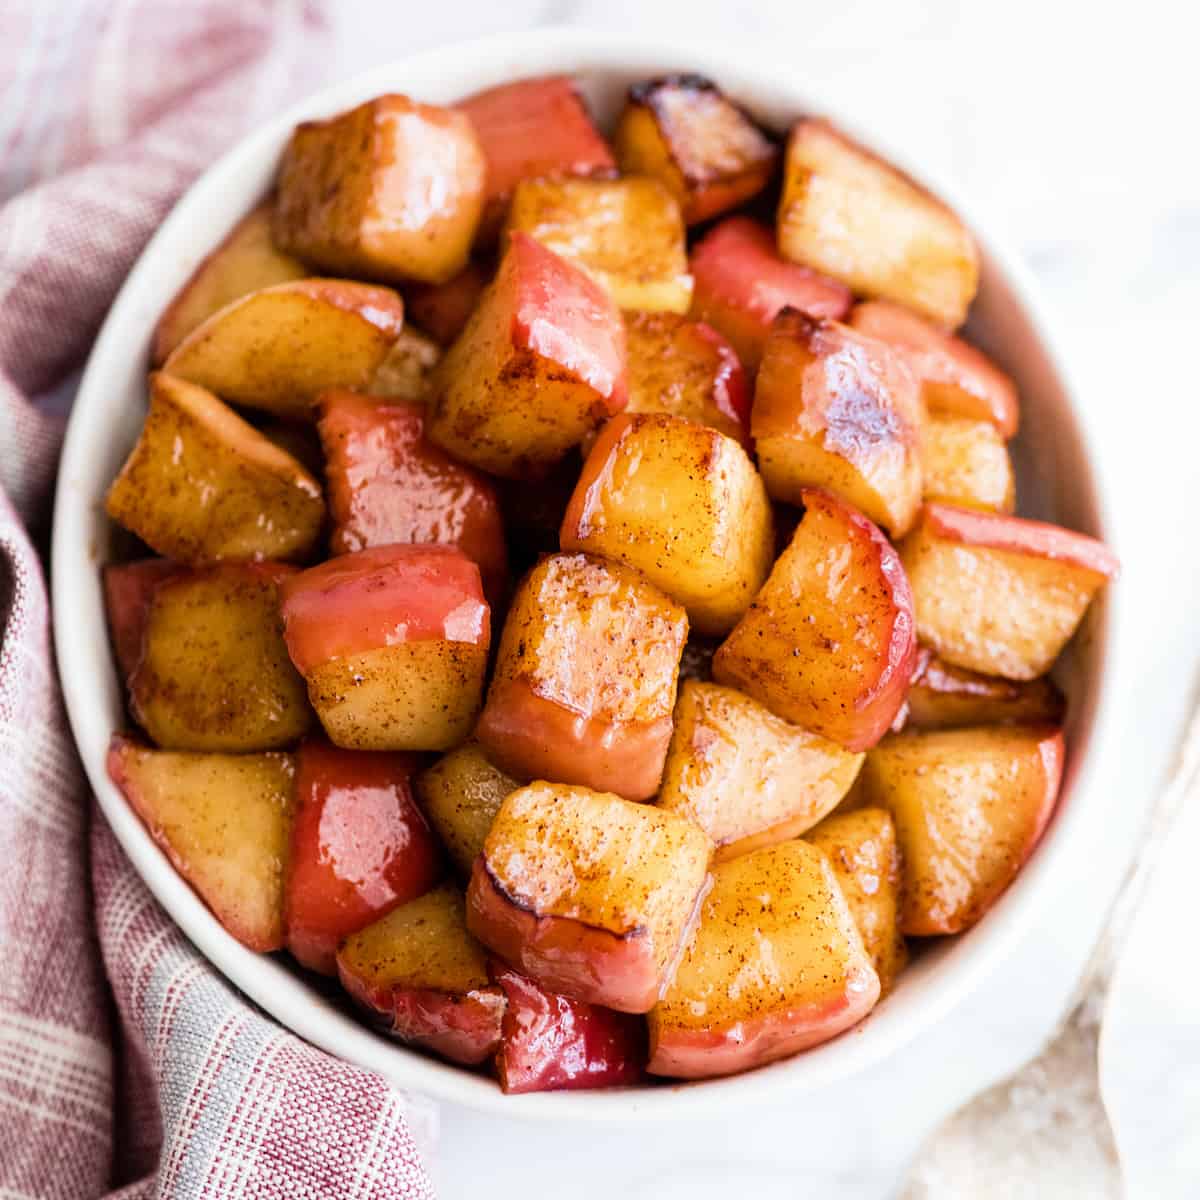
(103, 73), (1119, 1092)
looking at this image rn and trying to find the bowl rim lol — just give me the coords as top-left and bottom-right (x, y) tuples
(51, 27), (1122, 1121)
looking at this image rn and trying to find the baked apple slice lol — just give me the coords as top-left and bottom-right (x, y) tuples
(713, 488), (917, 751)
(280, 544), (490, 751)
(368, 326), (441, 402)
(107, 734), (296, 951)
(899, 504), (1119, 680)
(427, 232), (627, 478)
(103, 559), (179, 682)
(337, 883), (505, 1065)
(613, 74), (777, 225)
(905, 649), (1066, 730)
(688, 216), (852, 373)
(162, 279), (405, 421)
(403, 260), (489, 346)
(285, 739), (444, 974)
(753, 310), (925, 538)
(647, 840), (879, 1078)
(466, 781), (712, 1013)
(921, 414), (1014, 512)
(504, 176), (692, 312)
(657, 680), (863, 861)
(806, 807), (907, 995)
(561, 412), (773, 635)
(105, 373), (324, 565)
(274, 93), (486, 284)
(856, 726), (1064, 934)
(492, 965), (646, 1094)
(777, 118), (979, 329)
(475, 552), (688, 800)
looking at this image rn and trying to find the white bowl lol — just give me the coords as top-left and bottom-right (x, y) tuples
(52, 29), (1119, 1120)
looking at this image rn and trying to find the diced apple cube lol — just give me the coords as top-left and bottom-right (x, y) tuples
(921, 414), (1014, 512)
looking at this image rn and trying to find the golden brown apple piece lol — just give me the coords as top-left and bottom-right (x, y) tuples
(613, 74), (778, 225)
(107, 734), (296, 951)
(899, 504), (1119, 680)
(753, 309), (925, 538)
(162, 279), (405, 421)
(856, 726), (1064, 934)
(561, 412), (773, 635)
(657, 681), (863, 861)
(777, 118), (979, 329)
(905, 649), (1066, 730)
(151, 200), (307, 365)
(714, 487), (917, 752)
(647, 840), (879, 1078)
(368, 326), (441, 402)
(504, 176), (692, 312)
(403, 260), (489, 346)
(806, 807), (907, 994)
(921, 414), (1014, 512)
(466, 781), (712, 1013)
(273, 93), (486, 284)
(105, 373), (323, 565)
(475, 552), (688, 801)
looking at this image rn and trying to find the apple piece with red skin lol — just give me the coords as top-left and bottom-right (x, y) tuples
(279, 544), (490, 752)
(899, 503), (1119, 681)
(317, 388), (508, 605)
(103, 560), (180, 682)
(647, 840), (880, 1079)
(467, 781), (712, 1013)
(427, 232), (628, 479)
(284, 738), (445, 975)
(905, 648), (1066, 730)
(688, 216), (851, 373)
(403, 260), (489, 346)
(713, 488), (917, 752)
(491, 964), (646, 1094)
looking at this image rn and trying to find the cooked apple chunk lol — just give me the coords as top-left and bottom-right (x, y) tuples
(713, 488), (917, 751)
(368, 326), (441, 401)
(467, 782), (712, 1013)
(427, 233), (627, 478)
(906, 650), (1066, 730)
(504, 176), (692, 312)
(103, 560), (179, 682)
(105, 374), (323, 565)
(280, 544), (490, 751)
(151, 200), (307, 364)
(475, 553), (688, 800)
(273, 94), (486, 284)
(657, 681), (863, 861)
(778, 119), (979, 329)
(162, 279), (405, 421)
(613, 74), (777, 225)
(921, 414), (1014, 512)
(849, 300), (1018, 436)
(337, 883), (505, 1065)
(806, 807), (907, 994)
(856, 726), (1064, 934)
(403, 260), (489, 346)
(753, 310), (925, 537)
(899, 504), (1119, 680)
(647, 840), (879, 1078)
(561, 413), (773, 635)
(689, 217), (852, 372)
(129, 563), (312, 752)
(107, 735), (296, 951)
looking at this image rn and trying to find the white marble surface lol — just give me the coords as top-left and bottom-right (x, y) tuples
(323, 4), (1200, 1196)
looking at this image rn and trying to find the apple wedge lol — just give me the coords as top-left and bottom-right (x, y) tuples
(336, 883), (505, 1065)
(162, 279), (405, 421)
(899, 503), (1119, 680)
(657, 681), (863, 861)
(753, 310), (925, 538)
(689, 217), (852, 373)
(274, 93), (486, 284)
(475, 552), (688, 801)
(905, 649), (1066, 730)
(107, 735), (296, 951)
(279, 544), (490, 751)
(921, 414), (1015, 512)
(403, 260), (489, 346)
(856, 726), (1064, 934)
(647, 840), (879, 1078)
(284, 739), (443, 974)
(713, 488), (917, 751)
(103, 560), (179, 682)
(105, 373), (324, 565)
(427, 232), (627, 478)
(466, 781), (712, 1013)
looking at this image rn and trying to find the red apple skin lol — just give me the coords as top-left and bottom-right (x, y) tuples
(491, 965), (646, 1093)
(466, 857), (662, 1014)
(391, 985), (506, 1065)
(404, 260), (489, 345)
(284, 739), (445, 975)
(103, 560), (180, 681)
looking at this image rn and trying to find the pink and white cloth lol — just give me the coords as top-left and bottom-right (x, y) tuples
(0, 3), (435, 1195)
